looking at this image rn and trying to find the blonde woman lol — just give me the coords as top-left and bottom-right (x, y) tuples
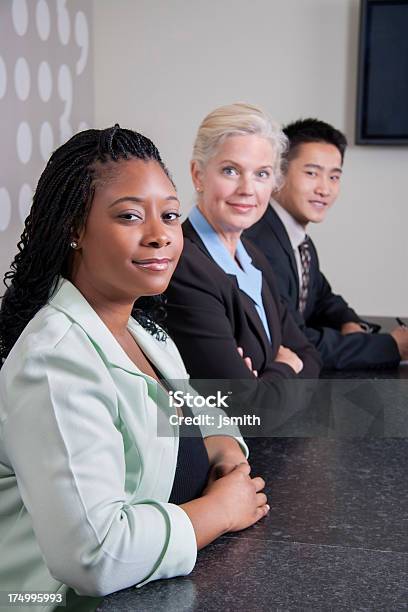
(165, 104), (321, 421)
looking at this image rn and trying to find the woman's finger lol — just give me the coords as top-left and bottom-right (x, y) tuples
(251, 475), (265, 491)
(234, 462), (251, 476)
(244, 356), (253, 370)
(256, 492), (268, 507)
(255, 504), (270, 522)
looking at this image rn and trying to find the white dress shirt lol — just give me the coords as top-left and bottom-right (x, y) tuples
(271, 200), (307, 292)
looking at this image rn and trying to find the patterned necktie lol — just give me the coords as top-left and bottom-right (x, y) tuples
(298, 237), (311, 314)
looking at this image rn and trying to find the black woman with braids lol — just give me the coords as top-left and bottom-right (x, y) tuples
(0, 126), (268, 610)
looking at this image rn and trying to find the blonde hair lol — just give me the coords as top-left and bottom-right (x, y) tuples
(192, 102), (287, 187)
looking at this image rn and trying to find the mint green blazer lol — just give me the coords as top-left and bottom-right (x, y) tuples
(0, 279), (246, 605)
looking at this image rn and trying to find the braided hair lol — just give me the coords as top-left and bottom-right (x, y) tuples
(0, 125), (172, 363)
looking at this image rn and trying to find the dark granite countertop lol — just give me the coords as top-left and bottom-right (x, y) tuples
(98, 438), (408, 611)
(98, 318), (408, 611)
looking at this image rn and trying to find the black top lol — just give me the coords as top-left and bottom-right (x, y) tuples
(147, 359), (210, 505)
(169, 401), (211, 505)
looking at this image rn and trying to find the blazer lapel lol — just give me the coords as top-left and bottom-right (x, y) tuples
(182, 218), (212, 257)
(183, 221), (272, 360)
(242, 299), (272, 364)
(128, 319), (187, 384)
(266, 207), (300, 299)
(261, 278), (282, 352)
(50, 279), (165, 382)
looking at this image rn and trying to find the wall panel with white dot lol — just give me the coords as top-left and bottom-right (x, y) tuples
(0, 0), (93, 287)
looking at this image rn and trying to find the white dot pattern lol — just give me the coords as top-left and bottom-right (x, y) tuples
(0, 2), (92, 241)
(36, 0), (51, 41)
(0, 57), (7, 99)
(12, 0), (29, 37)
(14, 57), (31, 101)
(0, 188), (12, 232)
(16, 121), (32, 164)
(19, 183), (33, 223)
(38, 61), (53, 102)
(57, 0), (71, 45)
(39, 121), (54, 161)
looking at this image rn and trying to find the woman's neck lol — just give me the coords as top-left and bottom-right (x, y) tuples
(197, 205), (241, 258)
(70, 275), (135, 337)
(89, 301), (133, 338)
(218, 232), (240, 259)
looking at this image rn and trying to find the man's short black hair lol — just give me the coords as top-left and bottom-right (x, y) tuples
(283, 118), (347, 164)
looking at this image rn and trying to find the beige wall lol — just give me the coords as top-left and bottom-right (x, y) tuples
(98, 1), (405, 316)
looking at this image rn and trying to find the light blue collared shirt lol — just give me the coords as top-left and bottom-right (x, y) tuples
(189, 206), (272, 344)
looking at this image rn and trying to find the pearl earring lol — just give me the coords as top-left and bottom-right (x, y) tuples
(70, 240), (78, 249)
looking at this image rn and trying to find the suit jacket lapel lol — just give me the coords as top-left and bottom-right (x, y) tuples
(183, 219), (272, 359)
(230, 275), (272, 357)
(266, 207), (300, 298)
(128, 319), (186, 383)
(182, 218), (210, 256)
(50, 279), (142, 375)
(261, 279), (280, 352)
(50, 278), (184, 383)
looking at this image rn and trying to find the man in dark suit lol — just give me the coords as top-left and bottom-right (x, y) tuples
(245, 118), (408, 370)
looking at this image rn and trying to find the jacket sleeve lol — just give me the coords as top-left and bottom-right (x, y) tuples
(255, 235), (400, 371)
(274, 297), (322, 377)
(276, 270), (400, 371)
(254, 246), (322, 379)
(246, 220), (400, 370)
(2, 327), (197, 597)
(302, 320), (400, 370)
(161, 334), (249, 457)
(309, 246), (361, 329)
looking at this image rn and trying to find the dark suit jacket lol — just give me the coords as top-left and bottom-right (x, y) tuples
(245, 206), (400, 370)
(166, 219), (320, 379)
(165, 221), (322, 432)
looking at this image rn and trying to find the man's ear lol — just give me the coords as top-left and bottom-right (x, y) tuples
(191, 160), (203, 193)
